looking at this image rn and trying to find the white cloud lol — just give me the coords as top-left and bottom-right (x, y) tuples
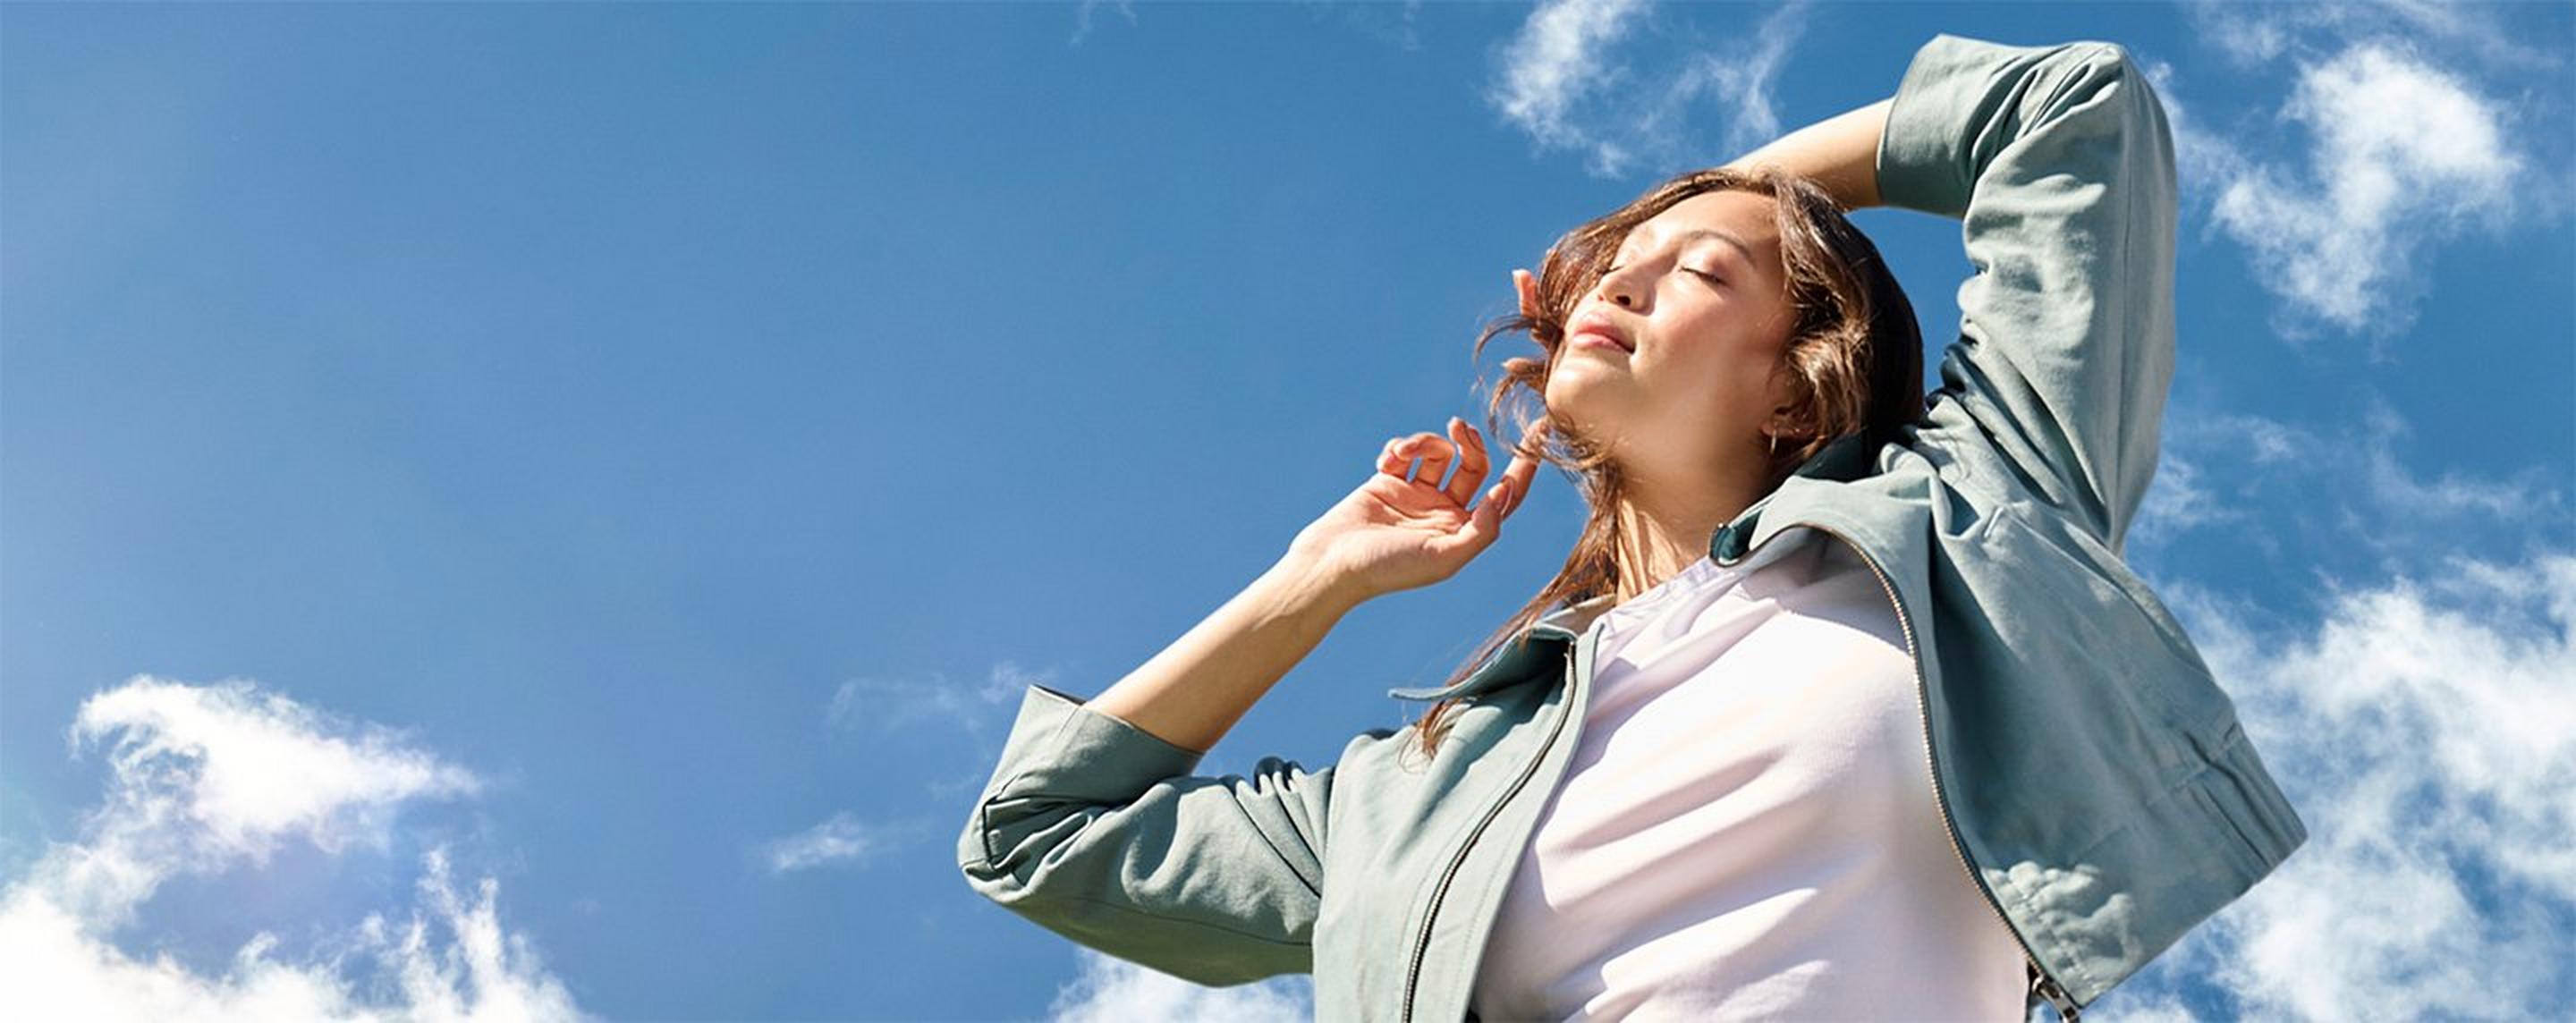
(2102, 551), (2576, 1019)
(2128, 444), (2238, 553)
(1488, 0), (1807, 178)
(1048, 950), (1312, 1023)
(2182, 0), (2560, 75)
(1665, 2), (1805, 161)
(772, 661), (1051, 872)
(0, 676), (580, 1022)
(826, 660), (1044, 737)
(761, 812), (879, 875)
(2122, 389), (2576, 1016)
(2157, 4), (2564, 339)
(2139, 400), (2563, 561)
(1492, 0), (1651, 172)
(2138, 58), (2251, 217)
(1291, 0), (1427, 53)
(2207, 44), (2523, 336)
(1071, 0), (1136, 46)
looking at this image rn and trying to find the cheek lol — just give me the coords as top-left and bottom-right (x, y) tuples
(1658, 330), (1784, 412)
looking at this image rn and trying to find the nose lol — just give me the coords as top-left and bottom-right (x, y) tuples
(1598, 263), (1645, 311)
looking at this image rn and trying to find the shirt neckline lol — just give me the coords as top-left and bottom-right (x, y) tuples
(1606, 556), (1740, 621)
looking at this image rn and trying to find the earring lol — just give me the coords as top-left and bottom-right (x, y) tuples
(1767, 433), (1779, 460)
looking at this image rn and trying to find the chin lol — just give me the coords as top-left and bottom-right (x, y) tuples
(1545, 364), (1623, 414)
(1542, 383), (1626, 451)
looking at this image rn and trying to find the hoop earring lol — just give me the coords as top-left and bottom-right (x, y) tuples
(1767, 432), (1779, 460)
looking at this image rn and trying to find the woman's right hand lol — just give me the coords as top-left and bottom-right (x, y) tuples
(1285, 417), (1541, 605)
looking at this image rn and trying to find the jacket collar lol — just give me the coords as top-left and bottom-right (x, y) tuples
(1709, 431), (1879, 562)
(1388, 434), (1882, 705)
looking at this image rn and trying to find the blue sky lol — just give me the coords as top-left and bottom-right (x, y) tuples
(4, 2), (2570, 1019)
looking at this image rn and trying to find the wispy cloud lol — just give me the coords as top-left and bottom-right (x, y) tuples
(760, 812), (880, 875)
(1292, 0), (1427, 53)
(1048, 950), (1312, 1023)
(2128, 441), (2237, 552)
(2138, 397), (2565, 568)
(0, 677), (579, 1021)
(2208, 45), (2521, 336)
(1664, 1), (1805, 161)
(767, 661), (1055, 872)
(1071, 0), (1137, 47)
(1492, 0), (1652, 173)
(2182, 0), (2562, 75)
(1489, 0), (1808, 178)
(2119, 382), (2576, 1016)
(2157, 4), (2556, 340)
(2105, 550), (2576, 1019)
(826, 661), (1045, 740)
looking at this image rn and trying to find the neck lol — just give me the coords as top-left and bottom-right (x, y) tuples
(1590, 421), (1786, 604)
(1609, 475), (1762, 604)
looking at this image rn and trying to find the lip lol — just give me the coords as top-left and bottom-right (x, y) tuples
(1567, 312), (1635, 353)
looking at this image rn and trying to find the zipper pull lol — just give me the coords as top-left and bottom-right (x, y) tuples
(2028, 959), (2080, 1020)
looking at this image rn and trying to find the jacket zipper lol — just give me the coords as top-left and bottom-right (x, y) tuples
(1808, 524), (2082, 1021)
(1397, 636), (1586, 1022)
(1392, 524), (2083, 1020)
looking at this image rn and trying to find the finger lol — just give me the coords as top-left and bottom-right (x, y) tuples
(1377, 437), (1408, 478)
(1436, 475), (1513, 559)
(1406, 430), (1453, 490)
(1442, 418), (1489, 508)
(1383, 433), (1436, 484)
(1497, 452), (1540, 518)
(1514, 268), (1539, 321)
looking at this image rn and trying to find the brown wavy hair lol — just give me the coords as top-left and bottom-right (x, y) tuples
(1415, 165), (1924, 755)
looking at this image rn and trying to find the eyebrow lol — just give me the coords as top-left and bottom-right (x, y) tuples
(1619, 226), (1760, 269)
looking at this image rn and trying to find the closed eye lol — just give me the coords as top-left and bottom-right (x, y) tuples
(1687, 267), (1724, 285)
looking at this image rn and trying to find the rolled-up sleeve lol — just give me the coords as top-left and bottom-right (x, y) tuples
(957, 686), (1334, 985)
(1880, 33), (2179, 548)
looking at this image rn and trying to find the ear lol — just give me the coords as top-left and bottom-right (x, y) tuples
(1764, 408), (1803, 443)
(1763, 367), (1818, 442)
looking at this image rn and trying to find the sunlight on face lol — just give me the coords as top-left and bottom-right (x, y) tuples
(1546, 190), (1801, 478)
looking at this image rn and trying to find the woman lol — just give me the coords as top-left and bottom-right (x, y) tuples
(959, 33), (2306, 1021)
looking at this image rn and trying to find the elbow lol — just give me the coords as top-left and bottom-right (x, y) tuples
(2076, 39), (2137, 71)
(2065, 40), (2168, 124)
(956, 793), (1031, 899)
(956, 804), (1001, 899)
(2046, 39), (2178, 193)
(2054, 38), (2141, 82)
(957, 788), (1096, 905)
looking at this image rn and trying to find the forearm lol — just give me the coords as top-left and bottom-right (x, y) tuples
(1086, 556), (1361, 753)
(1720, 97), (1893, 211)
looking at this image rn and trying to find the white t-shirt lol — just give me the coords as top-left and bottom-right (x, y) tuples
(1470, 528), (2028, 1021)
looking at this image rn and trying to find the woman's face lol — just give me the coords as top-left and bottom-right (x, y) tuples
(1545, 189), (1801, 473)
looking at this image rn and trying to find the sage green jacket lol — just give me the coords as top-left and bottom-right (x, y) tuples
(959, 32), (2307, 1020)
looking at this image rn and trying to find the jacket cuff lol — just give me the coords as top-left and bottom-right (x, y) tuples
(984, 686), (1205, 804)
(1877, 33), (2080, 219)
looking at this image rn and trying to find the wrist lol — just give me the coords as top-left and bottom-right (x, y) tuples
(1258, 554), (1370, 618)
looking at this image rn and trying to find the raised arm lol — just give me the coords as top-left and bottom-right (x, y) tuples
(953, 559), (1358, 982)
(959, 418), (1536, 982)
(1082, 556), (1361, 754)
(1733, 34), (2180, 547)
(1719, 97), (1894, 211)
(1088, 417), (1537, 752)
